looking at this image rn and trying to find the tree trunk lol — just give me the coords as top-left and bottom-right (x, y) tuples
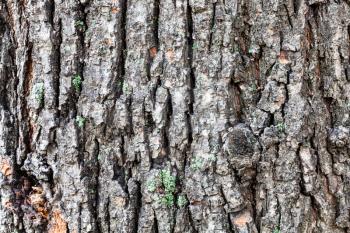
(0, 0), (349, 232)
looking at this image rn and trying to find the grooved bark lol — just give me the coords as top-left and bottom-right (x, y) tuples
(0, 0), (349, 232)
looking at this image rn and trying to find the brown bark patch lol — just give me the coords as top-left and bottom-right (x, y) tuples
(232, 211), (251, 227)
(149, 47), (158, 59)
(166, 49), (175, 62)
(112, 7), (121, 14)
(103, 38), (113, 46)
(48, 210), (68, 233)
(190, 200), (204, 206)
(28, 186), (48, 219)
(0, 157), (12, 177)
(2, 198), (13, 211)
(113, 196), (127, 207)
(278, 51), (290, 64)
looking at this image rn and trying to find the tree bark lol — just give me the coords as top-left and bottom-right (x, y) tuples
(0, 0), (350, 232)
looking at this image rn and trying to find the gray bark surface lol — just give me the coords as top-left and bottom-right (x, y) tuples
(0, 0), (350, 232)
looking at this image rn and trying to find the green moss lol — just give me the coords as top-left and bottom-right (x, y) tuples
(72, 75), (82, 92)
(273, 227), (280, 233)
(75, 20), (86, 31)
(146, 179), (157, 192)
(192, 42), (199, 50)
(117, 80), (123, 89)
(145, 170), (177, 207)
(35, 83), (45, 105)
(122, 82), (131, 94)
(249, 83), (257, 92)
(190, 157), (204, 171)
(207, 154), (216, 162)
(177, 195), (188, 208)
(146, 170), (179, 207)
(76, 116), (86, 128)
(160, 170), (176, 194)
(276, 122), (285, 133)
(160, 193), (175, 207)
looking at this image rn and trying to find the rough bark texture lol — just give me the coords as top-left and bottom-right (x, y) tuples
(0, 0), (350, 232)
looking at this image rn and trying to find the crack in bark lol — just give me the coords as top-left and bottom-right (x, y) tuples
(90, 138), (101, 233)
(21, 41), (34, 160)
(184, 0), (194, 170)
(119, 0), (128, 97)
(284, 4), (294, 29)
(208, 2), (217, 52)
(132, 182), (142, 233)
(152, 0), (160, 49)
